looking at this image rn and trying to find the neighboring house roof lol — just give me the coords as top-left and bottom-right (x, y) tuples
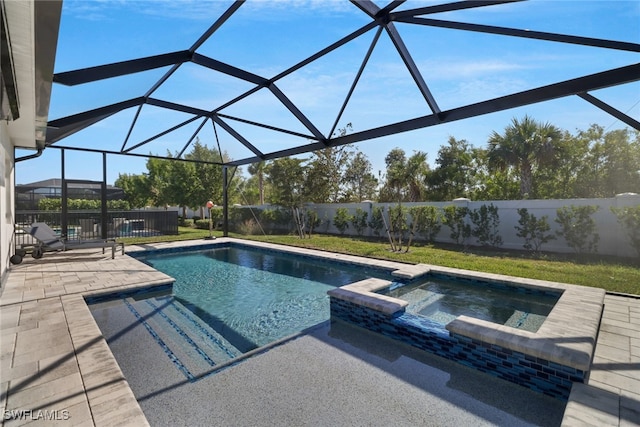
(16, 179), (122, 191)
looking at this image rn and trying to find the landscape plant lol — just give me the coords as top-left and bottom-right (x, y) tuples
(260, 208), (290, 234)
(443, 205), (471, 248)
(38, 198), (130, 211)
(237, 219), (261, 235)
(387, 204), (409, 251)
(555, 205), (600, 254)
(611, 205), (640, 257)
(470, 203), (503, 247)
(305, 209), (321, 237)
(368, 206), (384, 237)
(515, 208), (555, 253)
(322, 212), (332, 233)
(333, 208), (352, 235)
(408, 205), (441, 243)
(351, 208), (369, 236)
(194, 219), (210, 230)
(179, 217), (194, 227)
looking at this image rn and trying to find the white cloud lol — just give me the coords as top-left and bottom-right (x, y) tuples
(424, 59), (527, 79)
(64, 0), (357, 22)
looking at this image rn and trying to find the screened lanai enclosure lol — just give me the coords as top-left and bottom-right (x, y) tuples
(16, 0), (640, 237)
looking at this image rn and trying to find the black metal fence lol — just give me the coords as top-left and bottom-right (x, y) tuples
(15, 210), (178, 247)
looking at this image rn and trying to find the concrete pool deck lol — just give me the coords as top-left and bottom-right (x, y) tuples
(0, 238), (638, 426)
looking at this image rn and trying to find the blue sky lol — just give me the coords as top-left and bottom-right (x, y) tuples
(15, 0), (640, 186)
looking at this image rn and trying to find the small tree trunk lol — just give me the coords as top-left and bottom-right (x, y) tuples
(520, 162), (533, 198)
(258, 175), (264, 205)
(292, 207), (304, 239)
(405, 220), (418, 253)
(381, 207), (396, 251)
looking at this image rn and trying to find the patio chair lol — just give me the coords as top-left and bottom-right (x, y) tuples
(10, 222), (124, 264)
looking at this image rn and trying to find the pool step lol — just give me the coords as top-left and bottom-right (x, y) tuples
(152, 296), (240, 361)
(125, 296), (240, 380)
(403, 288), (445, 314)
(504, 310), (546, 332)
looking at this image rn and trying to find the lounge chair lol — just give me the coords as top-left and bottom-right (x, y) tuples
(10, 222), (124, 264)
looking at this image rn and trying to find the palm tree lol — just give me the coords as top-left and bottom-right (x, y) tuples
(248, 161), (266, 205)
(405, 151), (429, 202)
(380, 148), (429, 202)
(487, 115), (562, 199)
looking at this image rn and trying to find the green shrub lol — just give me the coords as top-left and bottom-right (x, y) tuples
(210, 207), (223, 226)
(179, 217), (194, 227)
(611, 205), (640, 257)
(237, 219), (260, 235)
(515, 208), (555, 253)
(368, 206), (384, 237)
(260, 208), (289, 224)
(305, 209), (321, 236)
(388, 204), (408, 235)
(470, 204), (503, 247)
(333, 208), (352, 235)
(195, 219), (210, 230)
(229, 206), (256, 226)
(108, 200), (130, 210)
(351, 208), (368, 236)
(38, 198), (130, 211)
(260, 208), (290, 234)
(555, 205), (599, 254)
(38, 198), (61, 211)
(408, 205), (441, 243)
(388, 204), (409, 250)
(443, 205), (471, 246)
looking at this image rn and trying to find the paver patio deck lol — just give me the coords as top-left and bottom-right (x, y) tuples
(1, 246), (173, 426)
(0, 238), (638, 426)
(562, 293), (640, 426)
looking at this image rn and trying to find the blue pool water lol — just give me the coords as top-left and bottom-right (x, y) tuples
(90, 244), (387, 380)
(89, 244), (390, 373)
(89, 243), (562, 383)
(140, 246), (383, 351)
(377, 277), (560, 332)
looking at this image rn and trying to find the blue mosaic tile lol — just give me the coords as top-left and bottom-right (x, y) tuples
(123, 298), (194, 381)
(145, 299), (217, 368)
(84, 283), (173, 304)
(330, 296), (586, 401)
(165, 299), (237, 359)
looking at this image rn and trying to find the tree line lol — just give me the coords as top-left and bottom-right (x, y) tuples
(115, 117), (640, 211)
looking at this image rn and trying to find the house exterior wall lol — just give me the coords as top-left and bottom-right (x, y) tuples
(1, 122), (15, 284)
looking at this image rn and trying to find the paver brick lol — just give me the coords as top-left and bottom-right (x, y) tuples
(597, 330), (631, 350)
(5, 372), (85, 410)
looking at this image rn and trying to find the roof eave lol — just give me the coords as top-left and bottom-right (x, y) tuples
(5, 0), (62, 150)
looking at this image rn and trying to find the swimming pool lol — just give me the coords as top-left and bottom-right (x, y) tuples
(134, 245), (387, 350)
(88, 243), (391, 380)
(89, 239), (604, 397)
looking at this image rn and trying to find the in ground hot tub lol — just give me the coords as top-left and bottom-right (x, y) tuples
(328, 263), (604, 400)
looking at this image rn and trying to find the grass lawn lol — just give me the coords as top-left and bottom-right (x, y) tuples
(119, 227), (640, 295)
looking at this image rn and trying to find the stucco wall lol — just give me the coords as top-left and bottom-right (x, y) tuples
(0, 122), (15, 285)
(240, 196), (640, 259)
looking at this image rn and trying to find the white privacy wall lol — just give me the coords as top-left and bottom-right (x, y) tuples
(249, 195), (640, 259)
